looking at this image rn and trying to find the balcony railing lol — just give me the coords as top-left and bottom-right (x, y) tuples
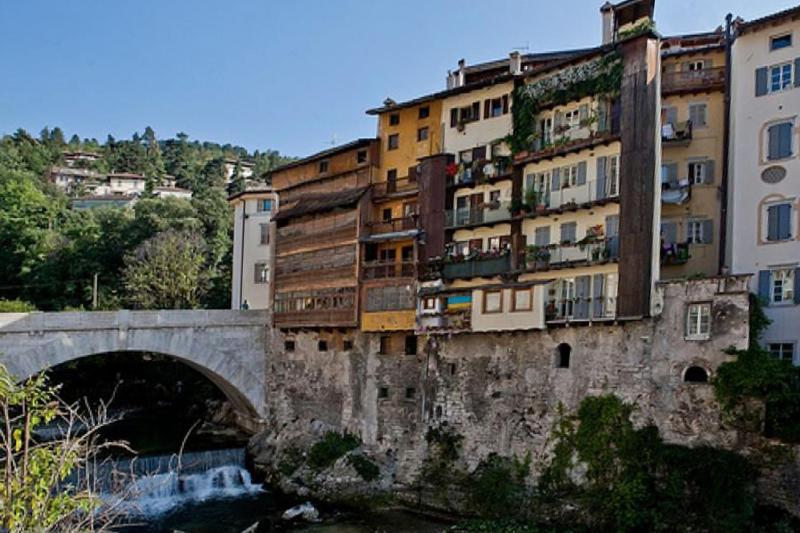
(522, 238), (619, 272)
(364, 216), (418, 236)
(661, 179), (691, 205)
(522, 179), (619, 215)
(445, 202), (512, 228)
(362, 260), (416, 280)
(448, 157), (513, 187)
(441, 253), (511, 280)
(372, 177), (418, 197)
(545, 295), (617, 322)
(661, 242), (690, 266)
(529, 102), (621, 155)
(662, 120), (692, 145)
(662, 67), (725, 95)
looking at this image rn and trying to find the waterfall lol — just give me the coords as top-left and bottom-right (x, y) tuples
(86, 448), (262, 516)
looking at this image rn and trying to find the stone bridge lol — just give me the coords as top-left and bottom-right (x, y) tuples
(0, 310), (271, 431)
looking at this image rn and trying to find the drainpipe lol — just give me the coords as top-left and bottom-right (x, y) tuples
(719, 13), (733, 274)
(238, 201), (246, 309)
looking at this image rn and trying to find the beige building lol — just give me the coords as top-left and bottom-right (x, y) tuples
(229, 187), (278, 310)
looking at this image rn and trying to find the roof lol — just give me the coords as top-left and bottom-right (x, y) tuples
(50, 166), (104, 178)
(224, 158), (255, 167)
(108, 173), (146, 180)
(154, 186), (191, 193)
(272, 187), (368, 222)
(73, 194), (137, 201)
(738, 5), (800, 35)
(268, 139), (376, 174)
(227, 187), (275, 202)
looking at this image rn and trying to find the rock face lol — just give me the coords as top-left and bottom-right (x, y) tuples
(250, 278), (756, 508)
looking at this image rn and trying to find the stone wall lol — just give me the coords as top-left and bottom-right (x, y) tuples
(254, 276), (757, 496)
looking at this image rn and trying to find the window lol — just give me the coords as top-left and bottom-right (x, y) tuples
(489, 190), (501, 206)
(379, 335), (390, 355)
(769, 343), (795, 361)
(771, 269), (795, 304)
(405, 387), (416, 399)
(771, 34), (793, 51)
(688, 161), (705, 184)
(254, 262), (269, 284)
(564, 109), (580, 129)
(318, 340), (328, 352)
(423, 297), (437, 311)
(770, 62), (793, 93)
(284, 340), (295, 352)
(767, 121), (793, 160)
(343, 339), (353, 351)
(483, 290), (502, 314)
(556, 343), (571, 368)
(512, 288), (532, 312)
(687, 60), (705, 71)
(766, 202), (793, 241)
(382, 208), (393, 222)
(356, 149), (367, 164)
(389, 113), (400, 126)
(560, 222), (577, 244)
(688, 103), (707, 127)
(450, 102), (481, 127)
(256, 198), (272, 212)
(607, 155), (619, 196)
(488, 236), (501, 251)
(318, 160), (329, 173)
(687, 219), (712, 245)
(489, 97), (503, 117)
(684, 366), (709, 383)
(686, 303), (711, 340)
(561, 164), (579, 187)
(259, 223), (269, 245)
(378, 387), (389, 399)
(387, 134), (399, 150)
(534, 226), (551, 246)
(405, 335), (417, 355)
(387, 168), (397, 183)
(418, 106), (430, 119)
(417, 127), (429, 142)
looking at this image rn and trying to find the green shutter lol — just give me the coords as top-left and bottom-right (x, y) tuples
(756, 67), (768, 96)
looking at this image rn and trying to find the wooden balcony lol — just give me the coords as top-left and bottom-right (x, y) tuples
(362, 260), (416, 280)
(372, 177), (418, 198)
(521, 239), (619, 273)
(274, 309), (357, 328)
(363, 216), (418, 237)
(276, 224), (357, 254)
(662, 67), (725, 96)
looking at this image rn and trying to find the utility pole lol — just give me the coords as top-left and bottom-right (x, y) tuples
(92, 273), (98, 309)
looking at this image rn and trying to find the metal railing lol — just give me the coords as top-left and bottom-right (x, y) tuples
(545, 295), (617, 321)
(662, 120), (692, 144)
(362, 260), (416, 280)
(524, 179), (619, 213)
(662, 67), (725, 95)
(661, 242), (690, 266)
(445, 201), (512, 228)
(442, 254), (511, 280)
(522, 239), (619, 272)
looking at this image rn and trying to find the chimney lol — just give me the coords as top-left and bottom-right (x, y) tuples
(446, 70), (456, 90)
(509, 51), (522, 75)
(456, 59), (466, 88)
(600, 2), (614, 45)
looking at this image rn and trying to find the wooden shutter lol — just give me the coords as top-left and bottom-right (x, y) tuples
(408, 165), (417, 182)
(471, 101), (481, 121)
(705, 160), (715, 184)
(579, 104), (589, 124)
(758, 270), (771, 304)
(576, 161), (587, 185)
(596, 156), (607, 199)
(554, 111), (564, 130)
(450, 108), (458, 127)
(755, 67), (768, 97)
(779, 123), (793, 158)
(795, 268), (800, 305)
(701, 219), (713, 244)
(689, 104), (706, 127)
(597, 100), (609, 131)
(483, 99), (491, 119)
(592, 273), (605, 318)
(796, 58), (800, 88)
(502, 94), (509, 114)
(767, 205), (780, 240)
(662, 221), (678, 244)
(768, 125), (781, 160)
(605, 215), (619, 258)
(535, 226), (550, 246)
(561, 222), (576, 243)
(665, 106), (678, 125)
(551, 168), (561, 191)
(574, 276), (591, 319)
(778, 204), (792, 240)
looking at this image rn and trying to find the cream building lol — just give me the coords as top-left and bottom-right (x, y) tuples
(728, 8), (800, 363)
(229, 187), (278, 310)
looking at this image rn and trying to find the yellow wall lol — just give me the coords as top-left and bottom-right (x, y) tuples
(522, 203), (619, 243)
(661, 50), (725, 278)
(361, 310), (416, 332)
(376, 100), (443, 182)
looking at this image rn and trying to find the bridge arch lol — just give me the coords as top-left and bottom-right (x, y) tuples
(0, 310), (271, 431)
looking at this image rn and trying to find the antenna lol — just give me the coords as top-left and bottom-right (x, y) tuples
(512, 41), (530, 52)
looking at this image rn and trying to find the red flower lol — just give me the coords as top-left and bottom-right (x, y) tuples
(445, 163), (459, 177)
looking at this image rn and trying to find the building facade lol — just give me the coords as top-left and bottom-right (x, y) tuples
(229, 187), (278, 310)
(728, 7), (800, 363)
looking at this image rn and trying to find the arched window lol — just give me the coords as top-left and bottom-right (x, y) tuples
(684, 366), (709, 383)
(556, 343), (572, 368)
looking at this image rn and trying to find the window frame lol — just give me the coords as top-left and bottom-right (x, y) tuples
(418, 106), (430, 119)
(483, 289), (503, 314)
(770, 268), (795, 305)
(686, 302), (712, 340)
(417, 126), (429, 142)
(688, 102), (708, 128)
(766, 120), (794, 161)
(259, 223), (270, 245)
(770, 33), (793, 52)
(389, 113), (400, 126)
(764, 200), (794, 242)
(387, 133), (399, 151)
(511, 287), (533, 312)
(768, 342), (795, 361)
(768, 62), (794, 94)
(254, 262), (269, 284)
(318, 160), (329, 174)
(356, 149), (368, 164)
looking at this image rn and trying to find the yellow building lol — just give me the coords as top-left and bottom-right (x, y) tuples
(361, 98), (444, 336)
(659, 32), (726, 278)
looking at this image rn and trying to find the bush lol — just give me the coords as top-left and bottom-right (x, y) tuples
(348, 453), (380, 481)
(0, 299), (35, 312)
(307, 431), (360, 470)
(466, 453), (531, 518)
(278, 446), (304, 476)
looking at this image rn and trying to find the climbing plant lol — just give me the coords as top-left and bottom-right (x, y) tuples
(508, 52), (623, 154)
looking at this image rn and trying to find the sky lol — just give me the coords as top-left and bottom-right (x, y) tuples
(0, 0), (796, 158)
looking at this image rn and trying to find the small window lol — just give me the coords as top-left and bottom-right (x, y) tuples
(560, 222), (577, 244)
(405, 387), (416, 399)
(771, 34), (792, 51)
(418, 106), (430, 119)
(259, 223), (270, 245)
(449, 363), (457, 376)
(686, 303), (712, 340)
(512, 288), (532, 312)
(688, 161), (708, 185)
(318, 160), (329, 174)
(766, 203), (793, 241)
(284, 340), (295, 352)
(378, 387), (389, 399)
(417, 127), (429, 142)
(318, 340), (328, 352)
(556, 343), (571, 368)
(257, 199), (272, 212)
(767, 121), (793, 160)
(387, 168), (397, 183)
(770, 269), (795, 304)
(254, 262), (269, 284)
(423, 296), (437, 311)
(483, 290), (503, 314)
(356, 150), (367, 164)
(382, 208), (393, 222)
(687, 60), (705, 71)
(379, 335), (390, 355)
(687, 219), (712, 245)
(684, 366), (709, 383)
(688, 103), (707, 128)
(343, 339), (353, 351)
(405, 335), (417, 355)
(769, 342), (795, 361)
(389, 113), (400, 126)
(769, 62), (793, 93)
(387, 134), (399, 151)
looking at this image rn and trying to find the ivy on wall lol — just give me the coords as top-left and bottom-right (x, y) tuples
(508, 52), (623, 154)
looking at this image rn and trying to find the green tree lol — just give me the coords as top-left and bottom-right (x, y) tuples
(122, 229), (208, 309)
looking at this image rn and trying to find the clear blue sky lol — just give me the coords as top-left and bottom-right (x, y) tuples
(0, 0), (795, 157)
